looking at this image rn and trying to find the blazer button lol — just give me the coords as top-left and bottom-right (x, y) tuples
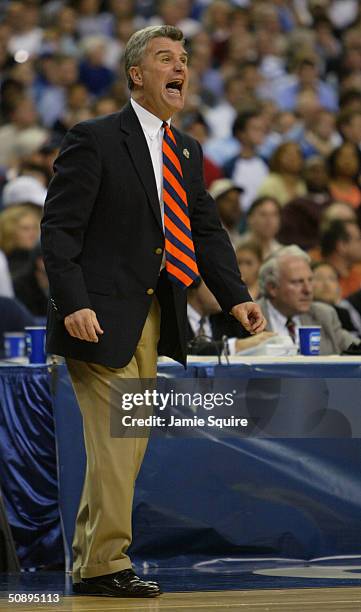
(146, 288), (154, 295)
(155, 247), (163, 255)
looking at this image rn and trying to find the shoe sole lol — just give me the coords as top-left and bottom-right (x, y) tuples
(72, 584), (162, 598)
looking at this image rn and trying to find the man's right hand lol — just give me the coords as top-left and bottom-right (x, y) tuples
(64, 308), (104, 342)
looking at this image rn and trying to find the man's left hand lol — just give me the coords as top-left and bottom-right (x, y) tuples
(231, 302), (267, 335)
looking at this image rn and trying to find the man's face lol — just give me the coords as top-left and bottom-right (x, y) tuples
(298, 61), (318, 87)
(344, 114), (361, 145)
(236, 248), (261, 286)
(248, 200), (280, 240)
(217, 189), (242, 228)
(243, 116), (266, 148)
(312, 264), (340, 305)
(268, 258), (313, 317)
(130, 37), (189, 120)
(304, 160), (329, 191)
(341, 222), (361, 264)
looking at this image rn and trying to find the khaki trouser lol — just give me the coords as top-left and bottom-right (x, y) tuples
(66, 297), (160, 581)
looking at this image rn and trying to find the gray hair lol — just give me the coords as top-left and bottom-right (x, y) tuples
(124, 25), (185, 91)
(259, 245), (311, 297)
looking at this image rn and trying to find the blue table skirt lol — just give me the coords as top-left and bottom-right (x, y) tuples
(1, 360), (361, 569)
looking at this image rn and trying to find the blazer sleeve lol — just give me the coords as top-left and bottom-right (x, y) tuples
(328, 306), (357, 353)
(41, 123), (101, 319)
(189, 141), (252, 313)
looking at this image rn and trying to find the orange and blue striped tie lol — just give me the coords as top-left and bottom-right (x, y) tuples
(162, 122), (200, 288)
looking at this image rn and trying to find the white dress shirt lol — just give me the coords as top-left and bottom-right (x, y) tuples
(266, 299), (300, 347)
(130, 97), (171, 225)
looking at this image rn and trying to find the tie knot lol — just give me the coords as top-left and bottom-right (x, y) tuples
(162, 121), (168, 129)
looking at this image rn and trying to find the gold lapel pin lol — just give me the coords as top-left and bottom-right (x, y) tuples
(183, 148), (190, 159)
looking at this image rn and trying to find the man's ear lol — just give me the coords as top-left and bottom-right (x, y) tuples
(128, 66), (143, 87)
(267, 281), (277, 299)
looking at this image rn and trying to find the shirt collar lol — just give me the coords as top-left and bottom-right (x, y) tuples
(131, 98), (171, 140)
(266, 299), (300, 327)
(267, 299), (289, 327)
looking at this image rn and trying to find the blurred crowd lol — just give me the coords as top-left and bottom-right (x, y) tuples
(0, 0), (361, 356)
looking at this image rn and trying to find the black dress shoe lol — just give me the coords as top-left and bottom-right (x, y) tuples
(72, 569), (162, 597)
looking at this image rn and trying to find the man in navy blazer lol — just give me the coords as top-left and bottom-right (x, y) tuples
(41, 25), (265, 597)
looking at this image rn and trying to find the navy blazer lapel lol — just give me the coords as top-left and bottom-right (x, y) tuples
(120, 102), (163, 231)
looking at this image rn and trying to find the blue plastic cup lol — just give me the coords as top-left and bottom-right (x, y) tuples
(4, 332), (26, 358)
(298, 326), (321, 356)
(25, 326), (47, 364)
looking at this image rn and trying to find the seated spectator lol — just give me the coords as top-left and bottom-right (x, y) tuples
(52, 82), (92, 138)
(35, 54), (80, 129)
(312, 261), (361, 335)
(273, 53), (338, 112)
(204, 73), (245, 139)
(52, 5), (79, 57)
(75, 0), (113, 38)
(182, 112), (223, 188)
(208, 178), (243, 249)
(300, 108), (340, 159)
(2, 175), (47, 211)
(337, 109), (361, 150)
(0, 296), (34, 358)
(0, 96), (48, 169)
(79, 35), (115, 97)
(187, 277), (273, 356)
(236, 241), (263, 300)
(258, 109), (302, 161)
(257, 245), (357, 354)
(92, 96), (119, 117)
(257, 141), (307, 206)
(224, 110), (268, 211)
(239, 196), (282, 259)
(322, 201), (357, 224)
(278, 156), (332, 250)
(13, 244), (48, 318)
(307, 201), (357, 261)
(148, 0), (201, 40)
(328, 142), (361, 209)
(339, 89), (361, 114)
(320, 219), (361, 297)
(0, 205), (41, 280)
(6, 0), (43, 58)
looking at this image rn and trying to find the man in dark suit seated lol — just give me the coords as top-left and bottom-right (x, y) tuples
(187, 278), (273, 355)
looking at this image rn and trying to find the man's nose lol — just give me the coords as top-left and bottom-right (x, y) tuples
(174, 60), (185, 71)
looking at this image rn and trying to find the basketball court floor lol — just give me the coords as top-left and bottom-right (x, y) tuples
(1, 557), (361, 611)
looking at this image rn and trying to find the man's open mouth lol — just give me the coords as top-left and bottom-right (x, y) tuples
(166, 80), (183, 95)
